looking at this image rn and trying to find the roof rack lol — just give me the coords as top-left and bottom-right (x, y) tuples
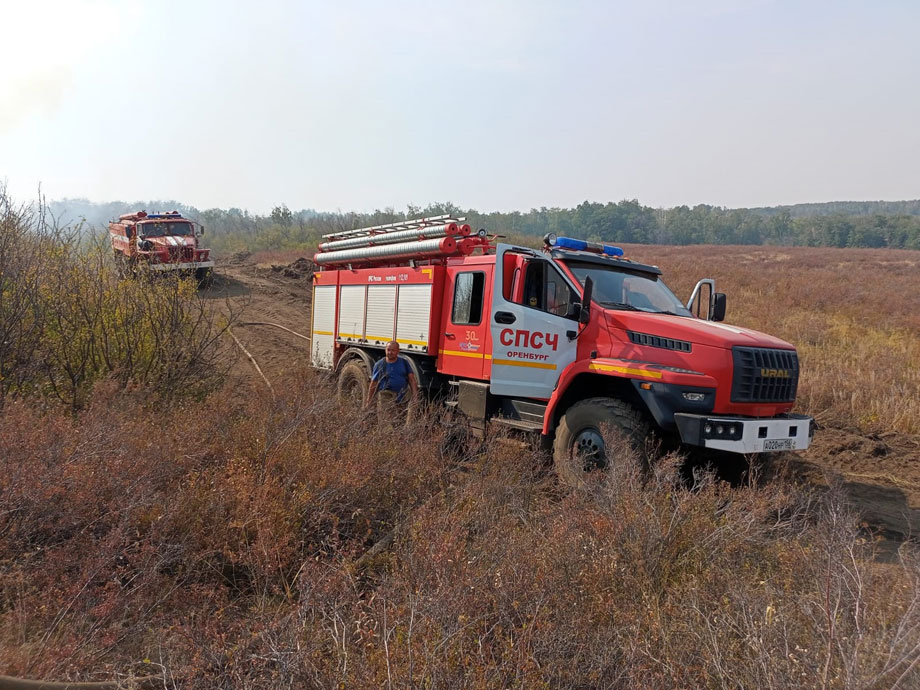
(321, 214), (466, 241)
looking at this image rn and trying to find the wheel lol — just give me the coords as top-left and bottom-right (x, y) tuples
(439, 413), (478, 464)
(195, 267), (213, 288)
(552, 397), (650, 488)
(337, 360), (369, 406)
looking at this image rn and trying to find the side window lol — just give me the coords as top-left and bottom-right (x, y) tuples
(545, 267), (573, 317)
(522, 262), (544, 309)
(518, 260), (574, 318)
(451, 271), (485, 325)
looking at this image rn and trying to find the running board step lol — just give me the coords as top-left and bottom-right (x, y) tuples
(491, 417), (543, 432)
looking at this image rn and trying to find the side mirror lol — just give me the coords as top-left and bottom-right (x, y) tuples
(710, 293), (726, 322)
(579, 276), (593, 324)
(199, 225), (205, 236)
(565, 301), (582, 321)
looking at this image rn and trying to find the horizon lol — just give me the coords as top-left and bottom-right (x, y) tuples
(36, 194), (920, 220)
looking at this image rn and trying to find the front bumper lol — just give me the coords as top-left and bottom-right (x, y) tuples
(148, 260), (215, 272)
(674, 412), (814, 454)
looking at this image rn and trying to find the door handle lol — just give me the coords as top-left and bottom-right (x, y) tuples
(444, 332), (456, 339)
(494, 311), (516, 324)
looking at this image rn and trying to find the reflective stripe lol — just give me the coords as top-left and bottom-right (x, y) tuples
(492, 358), (557, 370)
(439, 348), (485, 359)
(589, 362), (663, 379)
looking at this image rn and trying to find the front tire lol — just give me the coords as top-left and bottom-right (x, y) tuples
(337, 360), (370, 406)
(552, 397), (650, 488)
(195, 267), (213, 288)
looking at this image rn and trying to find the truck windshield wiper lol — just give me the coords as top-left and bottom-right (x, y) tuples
(599, 301), (641, 311)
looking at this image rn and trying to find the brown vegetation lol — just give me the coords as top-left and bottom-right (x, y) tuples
(3, 201), (920, 687)
(2, 380), (919, 687)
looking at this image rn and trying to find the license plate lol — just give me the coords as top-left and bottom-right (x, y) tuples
(764, 438), (794, 451)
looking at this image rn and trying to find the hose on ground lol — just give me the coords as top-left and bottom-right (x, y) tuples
(236, 321), (310, 342)
(227, 327), (276, 398)
(0, 674), (160, 689)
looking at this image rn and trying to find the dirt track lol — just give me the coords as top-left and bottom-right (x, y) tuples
(204, 255), (920, 540)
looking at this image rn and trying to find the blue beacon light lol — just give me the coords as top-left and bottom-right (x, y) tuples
(546, 234), (624, 257)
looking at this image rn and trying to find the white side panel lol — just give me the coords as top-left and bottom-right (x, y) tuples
(365, 286), (397, 346)
(337, 285), (366, 344)
(396, 284), (432, 353)
(311, 285), (336, 369)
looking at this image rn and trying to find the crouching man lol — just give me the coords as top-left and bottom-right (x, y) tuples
(364, 340), (418, 426)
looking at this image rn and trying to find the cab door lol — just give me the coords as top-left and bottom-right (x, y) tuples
(489, 244), (579, 399)
(438, 264), (492, 380)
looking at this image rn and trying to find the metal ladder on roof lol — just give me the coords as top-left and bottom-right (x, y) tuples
(321, 214), (467, 241)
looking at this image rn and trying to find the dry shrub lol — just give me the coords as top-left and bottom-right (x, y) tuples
(0, 188), (233, 409)
(0, 190), (61, 405)
(3, 232), (920, 686)
(310, 435), (919, 690)
(0, 373), (452, 684)
(1, 386), (919, 687)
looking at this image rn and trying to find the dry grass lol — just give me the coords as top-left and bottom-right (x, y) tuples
(3, 232), (920, 687)
(1, 378), (919, 688)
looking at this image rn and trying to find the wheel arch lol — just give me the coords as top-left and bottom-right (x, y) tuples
(336, 346), (376, 375)
(544, 372), (649, 438)
(336, 346), (442, 394)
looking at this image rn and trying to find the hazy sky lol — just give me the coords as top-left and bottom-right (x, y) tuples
(1, 0), (918, 213)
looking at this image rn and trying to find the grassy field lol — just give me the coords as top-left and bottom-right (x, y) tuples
(2, 232), (920, 687)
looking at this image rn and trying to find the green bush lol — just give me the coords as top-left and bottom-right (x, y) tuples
(0, 190), (232, 408)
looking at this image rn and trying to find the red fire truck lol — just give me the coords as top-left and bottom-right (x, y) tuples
(310, 215), (813, 478)
(109, 211), (214, 286)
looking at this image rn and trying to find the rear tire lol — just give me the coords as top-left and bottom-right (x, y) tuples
(337, 360), (370, 406)
(552, 397), (650, 488)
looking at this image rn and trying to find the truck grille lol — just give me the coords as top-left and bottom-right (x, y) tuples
(168, 246), (194, 262)
(731, 347), (799, 403)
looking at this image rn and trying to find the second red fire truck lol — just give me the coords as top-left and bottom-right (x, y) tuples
(109, 210), (214, 286)
(311, 215), (813, 480)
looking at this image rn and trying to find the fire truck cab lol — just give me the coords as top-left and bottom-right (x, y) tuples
(311, 215), (814, 478)
(109, 211), (214, 286)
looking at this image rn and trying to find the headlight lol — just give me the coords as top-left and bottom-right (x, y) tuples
(702, 420), (744, 441)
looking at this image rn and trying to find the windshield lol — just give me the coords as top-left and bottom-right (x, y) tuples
(564, 260), (692, 317)
(139, 222), (192, 237)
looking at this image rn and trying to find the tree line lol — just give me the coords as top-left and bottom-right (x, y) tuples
(47, 197), (920, 253)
